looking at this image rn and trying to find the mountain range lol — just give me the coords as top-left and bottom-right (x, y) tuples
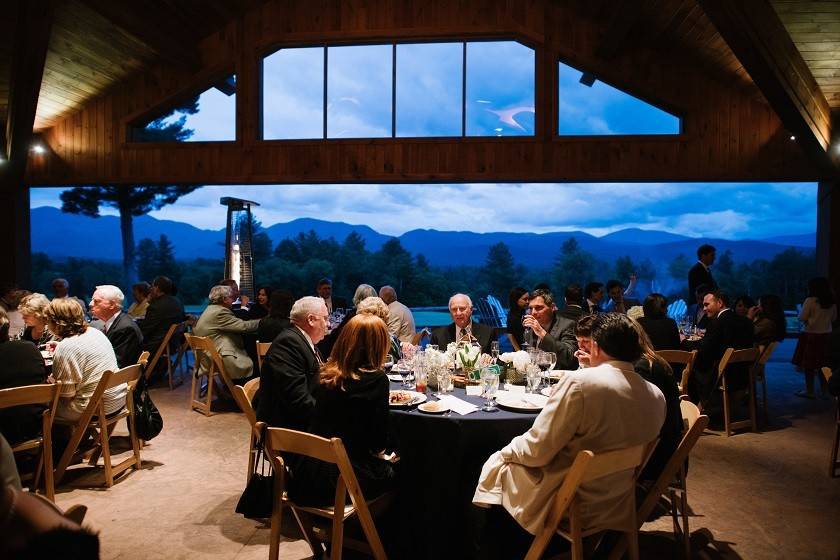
(31, 206), (815, 268)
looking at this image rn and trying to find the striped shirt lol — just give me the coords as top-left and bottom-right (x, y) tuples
(53, 327), (127, 415)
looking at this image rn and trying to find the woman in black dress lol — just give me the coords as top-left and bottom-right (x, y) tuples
(290, 313), (395, 506)
(505, 287), (529, 351)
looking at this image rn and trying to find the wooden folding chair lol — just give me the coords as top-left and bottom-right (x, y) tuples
(263, 424), (393, 560)
(184, 334), (238, 417)
(256, 341), (272, 370)
(0, 384), (60, 501)
(54, 365), (142, 487)
(146, 322), (189, 389)
(824, 367), (839, 478)
(232, 377), (260, 483)
(753, 342), (778, 424)
(609, 399), (710, 560)
(656, 349), (697, 397)
(525, 439), (659, 560)
(714, 347), (760, 437)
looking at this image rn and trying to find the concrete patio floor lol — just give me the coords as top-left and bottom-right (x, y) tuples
(52, 340), (840, 559)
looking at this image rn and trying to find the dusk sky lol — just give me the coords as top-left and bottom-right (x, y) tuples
(30, 41), (817, 241)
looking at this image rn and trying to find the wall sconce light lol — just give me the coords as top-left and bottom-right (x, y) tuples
(31, 143), (46, 154)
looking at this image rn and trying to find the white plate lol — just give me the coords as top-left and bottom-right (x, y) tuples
(388, 390), (427, 407)
(418, 401), (450, 414)
(495, 393), (548, 412)
(387, 374), (405, 382)
(540, 386), (556, 398)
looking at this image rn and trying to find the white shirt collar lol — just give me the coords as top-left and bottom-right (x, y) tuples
(295, 325), (316, 353)
(103, 310), (122, 333)
(697, 260), (710, 271)
(717, 307), (730, 318)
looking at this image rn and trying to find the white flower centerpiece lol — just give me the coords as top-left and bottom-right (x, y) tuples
(499, 350), (531, 384)
(424, 347), (453, 390)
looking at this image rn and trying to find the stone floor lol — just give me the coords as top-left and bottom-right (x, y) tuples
(52, 340), (840, 559)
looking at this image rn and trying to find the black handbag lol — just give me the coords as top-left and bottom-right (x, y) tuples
(236, 426), (275, 519)
(133, 375), (163, 441)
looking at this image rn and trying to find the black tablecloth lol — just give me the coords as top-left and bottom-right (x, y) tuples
(388, 382), (538, 559)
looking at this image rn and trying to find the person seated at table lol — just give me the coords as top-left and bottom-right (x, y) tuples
(316, 277), (348, 315)
(319, 284), (377, 357)
(18, 293), (58, 347)
(357, 296), (402, 362)
(126, 281), (151, 319)
(733, 295), (755, 317)
(0, 308), (48, 445)
(89, 285), (143, 368)
(682, 290), (754, 404)
(522, 289), (578, 370)
(50, 278), (88, 318)
(602, 276), (639, 314)
(247, 286), (273, 320)
(257, 289), (294, 343)
(748, 294), (786, 348)
(139, 275), (185, 358)
(45, 299), (126, 423)
(472, 313), (666, 558)
(431, 293), (494, 354)
(584, 282), (605, 314)
(506, 287), (529, 351)
(378, 285), (416, 343)
(687, 284), (712, 330)
(557, 284), (585, 322)
(637, 293), (681, 351)
(193, 285), (261, 383)
(289, 313), (395, 507)
(256, 296), (327, 430)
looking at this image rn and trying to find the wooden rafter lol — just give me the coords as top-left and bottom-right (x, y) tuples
(699, 0), (838, 175)
(78, 0), (201, 71)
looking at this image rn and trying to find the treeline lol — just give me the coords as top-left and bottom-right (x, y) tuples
(30, 229), (815, 309)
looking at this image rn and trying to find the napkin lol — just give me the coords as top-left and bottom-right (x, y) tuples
(465, 385), (483, 396)
(503, 384), (526, 394)
(437, 395), (479, 415)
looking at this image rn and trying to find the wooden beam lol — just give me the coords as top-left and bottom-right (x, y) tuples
(78, 0), (201, 71)
(0, 0), (54, 287)
(698, 0), (838, 175)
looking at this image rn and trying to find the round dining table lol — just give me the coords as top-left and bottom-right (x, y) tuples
(387, 381), (540, 559)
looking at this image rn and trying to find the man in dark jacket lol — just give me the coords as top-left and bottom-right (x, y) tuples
(139, 276), (185, 356)
(523, 289), (578, 370)
(687, 244), (718, 302)
(430, 293), (495, 354)
(90, 285), (143, 368)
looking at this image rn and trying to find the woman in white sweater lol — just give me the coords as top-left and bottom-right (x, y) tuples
(473, 313), (665, 557)
(792, 277), (837, 398)
(45, 298), (126, 422)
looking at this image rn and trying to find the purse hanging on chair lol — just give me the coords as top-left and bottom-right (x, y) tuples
(133, 374), (163, 441)
(236, 425), (275, 519)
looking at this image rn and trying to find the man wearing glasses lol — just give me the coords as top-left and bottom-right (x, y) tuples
(257, 296), (328, 431)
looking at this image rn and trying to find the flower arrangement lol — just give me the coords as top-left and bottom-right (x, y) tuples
(456, 343), (482, 371)
(401, 342), (418, 361)
(499, 351), (531, 373)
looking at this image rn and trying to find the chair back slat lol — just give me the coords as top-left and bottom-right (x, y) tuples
(105, 364), (143, 390)
(243, 377), (260, 404)
(264, 426), (342, 464)
(823, 367), (834, 383)
(756, 342), (778, 367)
(680, 399), (703, 431)
(0, 384), (60, 409)
(725, 347), (759, 365)
(656, 350), (695, 365)
(137, 350), (150, 368)
(581, 442), (650, 483)
(145, 323), (181, 378)
(233, 385), (257, 427)
(256, 341), (272, 370)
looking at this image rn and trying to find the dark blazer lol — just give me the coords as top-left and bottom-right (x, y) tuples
(105, 312), (144, 368)
(257, 316), (291, 344)
(0, 340), (47, 444)
(139, 294), (185, 354)
(634, 358), (683, 483)
(557, 304), (584, 323)
(525, 313), (579, 370)
(430, 321), (494, 354)
(684, 308), (754, 400)
(256, 327), (320, 431)
(637, 316), (681, 351)
(688, 262), (717, 301)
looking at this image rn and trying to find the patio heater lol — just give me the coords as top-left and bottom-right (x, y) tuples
(220, 196), (260, 300)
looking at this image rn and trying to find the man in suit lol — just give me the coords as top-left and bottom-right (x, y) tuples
(603, 276), (639, 314)
(317, 278), (348, 315)
(256, 296), (328, 430)
(89, 285), (143, 368)
(139, 276), (185, 357)
(583, 282), (604, 314)
(557, 284), (584, 322)
(193, 285), (261, 381)
(688, 244), (718, 302)
(430, 293), (494, 354)
(683, 290), (754, 403)
(523, 289), (578, 370)
(379, 285), (416, 343)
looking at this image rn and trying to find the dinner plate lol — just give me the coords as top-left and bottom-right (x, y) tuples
(388, 390), (427, 407)
(387, 374), (405, 382)
(540, 386), (556, 398)
(495, 393), (548, 412)
(418, 401), (449, 414)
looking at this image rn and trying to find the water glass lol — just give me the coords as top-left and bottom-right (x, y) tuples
(480, 368), (499, 412)
(490, 340), (500, 361)
(525, 364), (541, 394)
(437, 369), (453, 394)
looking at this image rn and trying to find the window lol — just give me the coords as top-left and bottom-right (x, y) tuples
(263, 48), (324, 140)
(327, 45), (392, 138)
(558, 62), (680, 135)
(261, 40), (536, 139)
(396, 42), (462, 137)
(466, 41), (535, 136)
(129, 75), (237, 142)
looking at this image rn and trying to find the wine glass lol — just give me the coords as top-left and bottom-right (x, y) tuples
(525, 364), (541, 394)
(522, 308), (533, 345)
(480, 368), (499, 412)
(490, 340), (500, 362)
(536, 351), (552, 388)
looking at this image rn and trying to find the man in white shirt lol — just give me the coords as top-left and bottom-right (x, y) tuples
(378, 285), (416, 343)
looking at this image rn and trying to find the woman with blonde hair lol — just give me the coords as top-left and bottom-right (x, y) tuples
(44, 298), (126, 422)
(289, 313), (396, 507)
(18, 293), (58, 346)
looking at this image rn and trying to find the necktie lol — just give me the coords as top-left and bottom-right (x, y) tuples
(460, 327), (467, 340)
(313, 345), (324, 365)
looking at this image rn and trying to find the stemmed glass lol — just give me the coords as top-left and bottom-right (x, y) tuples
(490, 340), (500, 362)
(543, 352), (557, 387)
(480, 368), (499, 412)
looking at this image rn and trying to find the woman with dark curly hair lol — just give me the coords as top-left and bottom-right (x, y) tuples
(45, 299), (126, 422)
